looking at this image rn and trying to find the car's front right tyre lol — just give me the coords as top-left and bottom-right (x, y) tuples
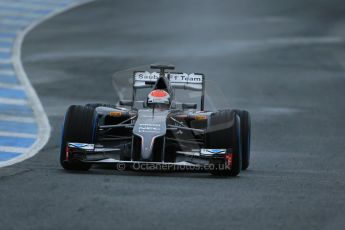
(60, 105), (97, 171)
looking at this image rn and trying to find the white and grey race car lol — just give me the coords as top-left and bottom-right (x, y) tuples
(60, 64), (251, 176)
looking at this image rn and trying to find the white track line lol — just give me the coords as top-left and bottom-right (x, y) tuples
(0, 83), (24, 90)
(1, 19), (30, 26)
(0, 0), (95, 168)
(0, 131), (36, 139)
(0, 97), (28, 105)
(0, 114), (35, 123)
(0, 70), (16, 76)
(0, 2), (57, 11)
(0, 146), (27, 154)
(21, 0), (67, 6)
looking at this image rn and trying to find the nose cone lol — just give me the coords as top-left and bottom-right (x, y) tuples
(133, 110), (169, 161)
(139, 132), (160, 161)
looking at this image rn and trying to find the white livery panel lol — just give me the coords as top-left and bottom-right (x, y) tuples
(134, 71), (204, 90)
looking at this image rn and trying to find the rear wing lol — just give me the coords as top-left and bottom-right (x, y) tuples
(133, 71), (206, 110)
(133, 71), (205, 91)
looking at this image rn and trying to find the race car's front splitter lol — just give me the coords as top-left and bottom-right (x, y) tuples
(79, 158), (231, 172)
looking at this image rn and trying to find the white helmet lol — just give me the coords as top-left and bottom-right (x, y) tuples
(147, 89), (171, 109)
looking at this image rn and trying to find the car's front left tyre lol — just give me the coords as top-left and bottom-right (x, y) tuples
(60, 105), (97, 171)
(205, 110), (242, 177)
(234, 109), (251, 170)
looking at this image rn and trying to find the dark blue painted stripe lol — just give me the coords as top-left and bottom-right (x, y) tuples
(0, 104), (33, 116)
(0, 31), (17, 35)
(0, 14), (38, 20)
(0, 41), (13, 47)
(0, 120), (37, 134)
(0, 52), (11, 59)
(34, 9), (55, 15)
(0, 25), (24, 31)
(0, 136), (35, 148)
(0, 88), (26, 99)
(0, 63), (13, 69)
(0, 75), (18, 84)
(0, 151), (21, 161)
(0, 32), (17, 38)
(1, 15), (33, 21)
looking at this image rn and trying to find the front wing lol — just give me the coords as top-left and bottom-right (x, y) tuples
(66, 142), (233, 171)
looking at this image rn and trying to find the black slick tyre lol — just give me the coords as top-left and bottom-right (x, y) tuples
(206, 110), (242, 176)
(234, 110), (251, 170)
(60, 105), (97, 171)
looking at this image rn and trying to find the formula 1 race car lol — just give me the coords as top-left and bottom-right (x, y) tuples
(60, 64), (251, 176)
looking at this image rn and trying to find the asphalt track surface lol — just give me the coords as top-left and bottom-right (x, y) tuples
(1, 0), (345, 229)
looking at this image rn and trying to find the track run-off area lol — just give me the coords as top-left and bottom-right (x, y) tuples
(0, 0), (92, 167)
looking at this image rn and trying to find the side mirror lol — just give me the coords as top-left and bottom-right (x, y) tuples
(182, 103), (197, 110)
(119, 100), (133, 106)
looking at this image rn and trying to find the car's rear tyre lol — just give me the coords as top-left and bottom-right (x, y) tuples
(206, 110), (242, 177)
(234, 110), (251, 170)
(60, 105), (97, 171)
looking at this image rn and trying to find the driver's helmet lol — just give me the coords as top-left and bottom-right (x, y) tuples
(147, 89), (171, 109)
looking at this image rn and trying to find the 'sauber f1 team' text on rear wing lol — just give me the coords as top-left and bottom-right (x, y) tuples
(133, 71), (206, 110)
(133, 71), (205, 91)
